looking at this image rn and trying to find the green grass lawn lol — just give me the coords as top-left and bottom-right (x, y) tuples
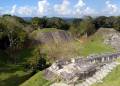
(20, 71), (52, 86)
(79, 40), (115, 56)
(116, 58), (120, 63)
(79, 34), (115, 56)
(92, 64), (120, 86)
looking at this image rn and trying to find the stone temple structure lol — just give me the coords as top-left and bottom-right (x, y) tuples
(44, 52), (120, 84)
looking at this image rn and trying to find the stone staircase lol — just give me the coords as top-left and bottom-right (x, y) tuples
(51, 62), (120, 86)
(76, 62), (119, 86)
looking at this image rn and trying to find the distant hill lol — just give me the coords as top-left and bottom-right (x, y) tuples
(22, 17), (32, 21)
(62, 18), (74, 23)
(22, 17), (75, 23)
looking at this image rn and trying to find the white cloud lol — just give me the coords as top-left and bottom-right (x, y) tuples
(2, 0), (50, 17)
(37, 0), (49, 16)
(75, 0), (85, 8)
(1, 0), (120, 17)
(83, 7), (96, 16)
(10, 5), (17, 15)
(17, 6), (33, 16)
(104, 1), (119, 15)
(54, 0), (71, 15)
(73, 0), (97, 18)
(9, 5), (34, 16)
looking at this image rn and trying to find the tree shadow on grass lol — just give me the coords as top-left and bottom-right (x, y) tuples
(0, 73), (32, 86)
(0, 67), (24, 74)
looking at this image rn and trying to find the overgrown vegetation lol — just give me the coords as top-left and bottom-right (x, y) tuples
(70, 16), (96, 37)
(40, 41), (82, 61)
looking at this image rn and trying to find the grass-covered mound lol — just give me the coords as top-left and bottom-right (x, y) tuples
(0, 48), (35, 86)
(20, 71), (52, 86)
(29, 28), (72, 45)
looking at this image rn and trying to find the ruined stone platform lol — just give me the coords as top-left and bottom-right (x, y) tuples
(44, 52), (120, 85)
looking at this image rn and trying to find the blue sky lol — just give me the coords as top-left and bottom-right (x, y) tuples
(0, 0), (120, 17)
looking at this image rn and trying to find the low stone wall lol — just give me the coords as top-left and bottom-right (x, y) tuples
(86, 52), (120, 63)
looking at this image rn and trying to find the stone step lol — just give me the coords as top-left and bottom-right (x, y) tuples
(76, 62), (119, 86)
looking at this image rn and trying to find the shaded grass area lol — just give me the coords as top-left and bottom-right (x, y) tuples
(20, 71), (52, 86)
(0, 48), (34, 86)
(0, 50), (11, 67)
(15, 48), (35, 63)
(0, 66), (32, 86)
(92, 64), (120, 86)
(0, 47), (35, 67)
